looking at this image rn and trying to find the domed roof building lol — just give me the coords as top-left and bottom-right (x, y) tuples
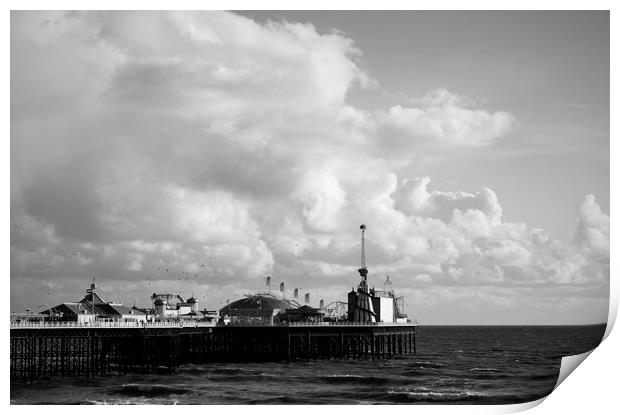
(219, 294), (299, 326)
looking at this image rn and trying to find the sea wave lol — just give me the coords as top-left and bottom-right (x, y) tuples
(110, 383), (192, 398)
(384, 388), (490, 403)
(318, 374), (394, 386)
(243, 395), (315, 404)
(410, 361), (445, 368)
(469, 367), (500, 372)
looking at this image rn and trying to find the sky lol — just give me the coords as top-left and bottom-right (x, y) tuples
(10, 11), (609, 324)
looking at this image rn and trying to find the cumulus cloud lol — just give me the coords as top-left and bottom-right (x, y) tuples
(10, 11), (607, 324)
(376, 88), (517, 150)
(294, 166), (348, 232)
(394, 176), (502, 224)
(576, 194), (610, 257)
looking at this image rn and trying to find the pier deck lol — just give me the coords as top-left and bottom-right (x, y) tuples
(10, 323), (416, 381)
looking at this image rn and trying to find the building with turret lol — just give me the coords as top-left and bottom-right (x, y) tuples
(151, 293), (203, 319)
(41, 279), (146, 323)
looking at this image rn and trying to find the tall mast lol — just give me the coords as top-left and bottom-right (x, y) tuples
(361, 224), (366, 269)
(358, 224), (369, 291)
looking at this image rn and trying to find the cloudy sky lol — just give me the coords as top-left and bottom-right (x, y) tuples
(11, 11), (609, 324)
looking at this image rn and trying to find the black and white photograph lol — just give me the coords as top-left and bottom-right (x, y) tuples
(9, 7), (611, 406)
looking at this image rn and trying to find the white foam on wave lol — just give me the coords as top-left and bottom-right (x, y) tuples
(413, 361), (445, 366)
(85, 399), (148, 405)
(119, 382), (192, 388)
(387, 386), (489, 399)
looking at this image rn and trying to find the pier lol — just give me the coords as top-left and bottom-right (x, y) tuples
(11, 225), (418, 382)
(10, 323), (416, 381)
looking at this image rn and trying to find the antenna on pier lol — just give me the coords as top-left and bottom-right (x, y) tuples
(358, 224), (369, 292)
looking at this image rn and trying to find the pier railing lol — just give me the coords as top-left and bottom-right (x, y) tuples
(10, 320), (417, 329)
(10, 321), (217, 329)
(285, 321), (417, 327)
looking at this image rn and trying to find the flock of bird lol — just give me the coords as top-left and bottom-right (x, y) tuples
(142, 260), (216, 288)
(62, 237), (393, 307)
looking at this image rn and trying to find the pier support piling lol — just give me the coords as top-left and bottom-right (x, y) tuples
(11, 324), (416, 381)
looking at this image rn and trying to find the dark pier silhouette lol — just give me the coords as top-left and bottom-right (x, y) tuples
(10, 324), (416, 381)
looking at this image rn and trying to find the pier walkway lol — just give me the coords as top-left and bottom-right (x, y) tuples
(10, 321), (416, 329)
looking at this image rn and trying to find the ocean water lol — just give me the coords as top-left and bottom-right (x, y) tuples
(10, 324), (606, 405)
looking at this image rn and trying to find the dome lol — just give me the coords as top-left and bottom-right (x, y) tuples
(187, 297), (197, 304)
(154, 299), (165, 306)
(220, 294), (297, 314)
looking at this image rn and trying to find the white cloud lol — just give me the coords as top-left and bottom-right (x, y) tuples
(395, 176), (502, 224)
(575, 194), (610, 257)
(450, 209), (495, 239)
(485, 240), (532, 266)
(377, 88), (516, 149)
(126, 252), (145, 271)
(294, 166), (348, 232)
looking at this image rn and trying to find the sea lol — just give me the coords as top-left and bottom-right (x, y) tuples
(10, 324), (606, 405)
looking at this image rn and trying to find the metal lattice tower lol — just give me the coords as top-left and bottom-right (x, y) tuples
(358, 224), (369, 291)
(361, 224), (366, 269)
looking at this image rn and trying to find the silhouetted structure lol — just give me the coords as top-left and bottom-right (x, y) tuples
(10, 324), (416, 381)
